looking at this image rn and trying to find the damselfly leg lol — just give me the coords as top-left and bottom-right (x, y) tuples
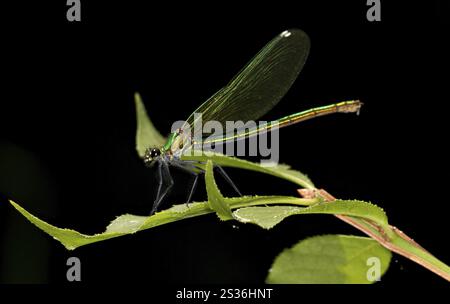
(150, 160), (174, 215)
(150, 159), (242, 214)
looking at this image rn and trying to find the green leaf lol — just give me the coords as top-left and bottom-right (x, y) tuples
(8, 194), (312, 250)
(233, 206), (301, 229)
(205, 160), (234, 220)
(233, 200), (388, 230)
(182, 151), (314, 189)
(266, 234), (392, 284)
(135, 92), (166, 157)
(7, 199), (207, 250)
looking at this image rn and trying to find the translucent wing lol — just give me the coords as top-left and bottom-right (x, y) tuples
(182, 29), (310, 140)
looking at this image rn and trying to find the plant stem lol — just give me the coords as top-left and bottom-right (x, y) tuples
(298, 189), (450, 282)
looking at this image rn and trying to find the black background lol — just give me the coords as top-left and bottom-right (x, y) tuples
(0, 0), (449, 287)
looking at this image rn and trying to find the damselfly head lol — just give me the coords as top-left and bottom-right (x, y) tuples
(144, 147), (161, 167)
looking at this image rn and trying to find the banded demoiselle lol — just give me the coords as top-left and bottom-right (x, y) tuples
(142, 29), (362, 214)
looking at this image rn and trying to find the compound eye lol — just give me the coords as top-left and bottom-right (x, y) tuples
(150, 148), (161, 158)
(144, 147), (161, 167)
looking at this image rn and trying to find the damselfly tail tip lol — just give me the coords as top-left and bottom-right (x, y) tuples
(354, 99), (363, 116)
(338, 100), (363, 115)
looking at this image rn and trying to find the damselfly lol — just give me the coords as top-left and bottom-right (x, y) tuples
(142, 29), (362, 214)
